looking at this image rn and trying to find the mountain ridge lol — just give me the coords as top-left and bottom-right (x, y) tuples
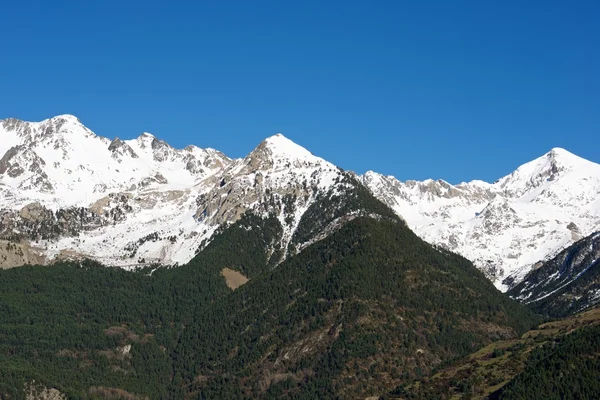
(362, 147), (600, 290)
(507, 231), (600, 317)
(2, 114), (599, 292)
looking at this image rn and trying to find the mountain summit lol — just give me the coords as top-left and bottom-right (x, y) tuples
(496, 147), (598, 197)
(261, 133), (318, 161)
(362, 147), (600, 290)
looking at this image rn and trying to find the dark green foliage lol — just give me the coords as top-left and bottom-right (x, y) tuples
(0, 261), (171, 399)
(496, 324), (600, 400)
(0, 189), (538, 398)
(173, 217), (537, 398)
(0, 212), (284, 399)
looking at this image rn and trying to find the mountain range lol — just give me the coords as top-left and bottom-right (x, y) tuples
(1, 114), (600, 398)
(2, 114), (600, 292)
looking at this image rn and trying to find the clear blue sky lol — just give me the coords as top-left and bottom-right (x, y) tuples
(1, 1), (599, 183)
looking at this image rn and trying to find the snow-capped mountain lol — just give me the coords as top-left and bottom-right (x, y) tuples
(362, 148), (600, 290)
(2, 115), (599, 293)
(0, 115), (347, 268)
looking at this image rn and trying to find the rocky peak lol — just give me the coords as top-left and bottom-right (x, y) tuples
(2, 117), (27, 132)
(34, 115), (84, 137)
(132, 133), (178, 162)
(0, 146), (24, 176)
(182, 146), (231, 175)
(150, 137), (175, 162)
(0, 145), (51, 192)
(497, 147), (591, 198)
(135, 132), (155, 149)
(1, 114), (96, 148)
(245, 134), (325, 171)
(108, 137), (139, 159)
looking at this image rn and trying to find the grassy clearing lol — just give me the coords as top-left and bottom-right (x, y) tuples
(221, 267), (249, 290)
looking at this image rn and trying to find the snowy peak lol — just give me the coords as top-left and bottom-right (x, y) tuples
(0, 115), (234, 208)
(246, 133), (327, 169)
(1, 114), (92, 144)
(497, 147), (598, 198)
(0, 114), (351, 270)
(262, 133), (315, 160)
(45, 114), (81, 123)
(134, 132), (156, 147)
(546, 147), (589, 166)
(361, 147), (600, 290)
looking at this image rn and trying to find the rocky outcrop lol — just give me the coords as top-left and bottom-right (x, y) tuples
(108, 137), (139, 159)
(25, 382), (66, 400)
(0, 201), (128, 242)
(0, 240), (46, 268)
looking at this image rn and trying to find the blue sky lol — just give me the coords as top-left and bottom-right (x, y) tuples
(1, 0), (598, 183)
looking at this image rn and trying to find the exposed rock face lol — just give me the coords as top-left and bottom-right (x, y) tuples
(150, 137), (176, 162)
(0, 145), (53, 191)
(108, 137), (139, 159)
(194, 135), (341, 227)
(20, 202), (52, 222)
(191, 134), (348, 261)
(567, 221), (582, 241)
(25, 382), (66, 400)
(0, 201), (128, 243)
(0, 240), (46, 268)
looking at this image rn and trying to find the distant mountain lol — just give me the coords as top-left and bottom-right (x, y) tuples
(2, 115), (600, 293)
(362, 148), (600, 290)
(0, 115), (346, 268)
(508, 231), (600, 317)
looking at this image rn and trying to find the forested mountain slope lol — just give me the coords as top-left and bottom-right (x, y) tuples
(0, 189), (537, 399)
(390, 306), (600, 400)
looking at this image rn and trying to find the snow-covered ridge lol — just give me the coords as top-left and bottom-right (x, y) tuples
(361, 147), (600, 290)
(0, 115), (345, 268)
(0, 115), (232, 209)
(2, 114), (599, 292)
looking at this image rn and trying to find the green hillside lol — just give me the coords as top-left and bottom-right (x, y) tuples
(390, 306), (600, 400)
(0, 188), (538, 399)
